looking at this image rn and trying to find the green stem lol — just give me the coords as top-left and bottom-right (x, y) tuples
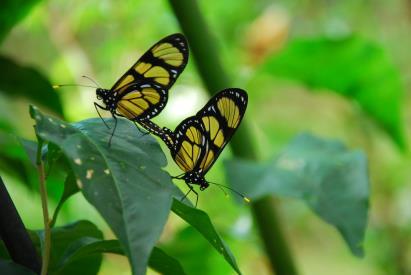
(168, 1), (298, 274)
(36, 139), (51, 275)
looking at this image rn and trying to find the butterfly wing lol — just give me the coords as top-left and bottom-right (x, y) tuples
(115, 82), (167, 120)
(195, 88), (248, 173)
(111, 33), (189, 93)
(171, 117), (207, 173)
(170, 88), (248, 175)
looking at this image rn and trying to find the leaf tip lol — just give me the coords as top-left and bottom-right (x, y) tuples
(29, 104), (38, 119)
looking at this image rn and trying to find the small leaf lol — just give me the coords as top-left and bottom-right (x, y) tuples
(30, 106), (176, 275)
(260, 36), (405, 148)
(0, 56), (63, 115)
(0, 260), (36, 275)
(149, 247), (187, 275)
(171, 199), (241, 274)
(226, 133), (369, 257)
(31, 220), (103, 275)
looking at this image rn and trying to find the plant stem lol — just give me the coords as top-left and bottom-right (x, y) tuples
(168, 0), (298, 274)
(36, 139), (51, 275)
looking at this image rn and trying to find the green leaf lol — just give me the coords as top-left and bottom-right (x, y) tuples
(30, 106), (176, 275)
(149, 246), (187, 275)
(31, 220), (103, 275)
(260, 36), (405, 148)
(225, 133), (369, 257)
(171, 199), (241, 274)
(0, 55), (63, 115)
(0, 0), (40, 42)
(0, 260), (36, 275)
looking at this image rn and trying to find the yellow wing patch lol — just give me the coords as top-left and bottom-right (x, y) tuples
(142, 88), (160, 104)
(134, 62), (170, 86)
(117, 101), (144, 119)
(217, 97), (240, 128)
(152, 42), (184, 67)
(112, 74), (135, 91)
(116, 88), (161, 119)
(199, 149), (215, 172)
(175, 141), (201, 172)
(202, 116), (225, 148)
(186, 126), (202, 144)
(174, 124), (204, 172)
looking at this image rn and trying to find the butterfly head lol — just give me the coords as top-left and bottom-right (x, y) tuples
(183, 171), (209, 191)
(96, 88), (109, 100)
(96, 88), (117, 110)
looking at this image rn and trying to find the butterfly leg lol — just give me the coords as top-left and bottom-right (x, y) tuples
(180, 183), (198, 207)
(171, 173), (185, 179)
(107, 114), (118, 147)
(132, 121), (149, 136)
(94, 102), (110, 129)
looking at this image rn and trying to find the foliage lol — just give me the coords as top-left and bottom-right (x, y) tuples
(259, 36), (405, 148)
(226, 133), (369, 256)
(3, 0), (410, 274)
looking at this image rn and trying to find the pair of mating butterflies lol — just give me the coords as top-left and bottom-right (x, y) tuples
(92, 34), (248, 201)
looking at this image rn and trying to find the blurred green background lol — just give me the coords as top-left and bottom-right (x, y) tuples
(1, 0), (411, 274)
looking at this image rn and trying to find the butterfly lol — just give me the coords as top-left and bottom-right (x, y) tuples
(157, 88), (249, 205)
(94, 33), (189, 145)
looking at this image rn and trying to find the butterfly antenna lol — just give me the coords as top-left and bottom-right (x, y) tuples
(53, 84), (98, 89)
(82, 75), (101, 88)
(208, 181), (251, 203)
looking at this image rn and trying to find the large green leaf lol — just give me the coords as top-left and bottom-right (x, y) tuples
(225, 133), (369, 257)
(30, 106), (177, 275)
(31, 220), (103, 275)
(260, 36), (405, 148)
(172, 199), (241, 274)
(0, 0), (40, 42)
(0, 56), (63, 115)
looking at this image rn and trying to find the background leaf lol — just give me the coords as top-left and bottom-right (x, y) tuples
(0, 56), (63, 115)
(0, 0), (40, 43)
(30, 106), (177, 275)
(260, 36), (405, 148)
(226, 133), (369, 257)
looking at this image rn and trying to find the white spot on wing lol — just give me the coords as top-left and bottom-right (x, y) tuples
(74, 158), (82, 165)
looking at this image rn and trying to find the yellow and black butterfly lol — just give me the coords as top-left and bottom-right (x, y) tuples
(157, 88), (249, 204)
(94, 33), (189, 145)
